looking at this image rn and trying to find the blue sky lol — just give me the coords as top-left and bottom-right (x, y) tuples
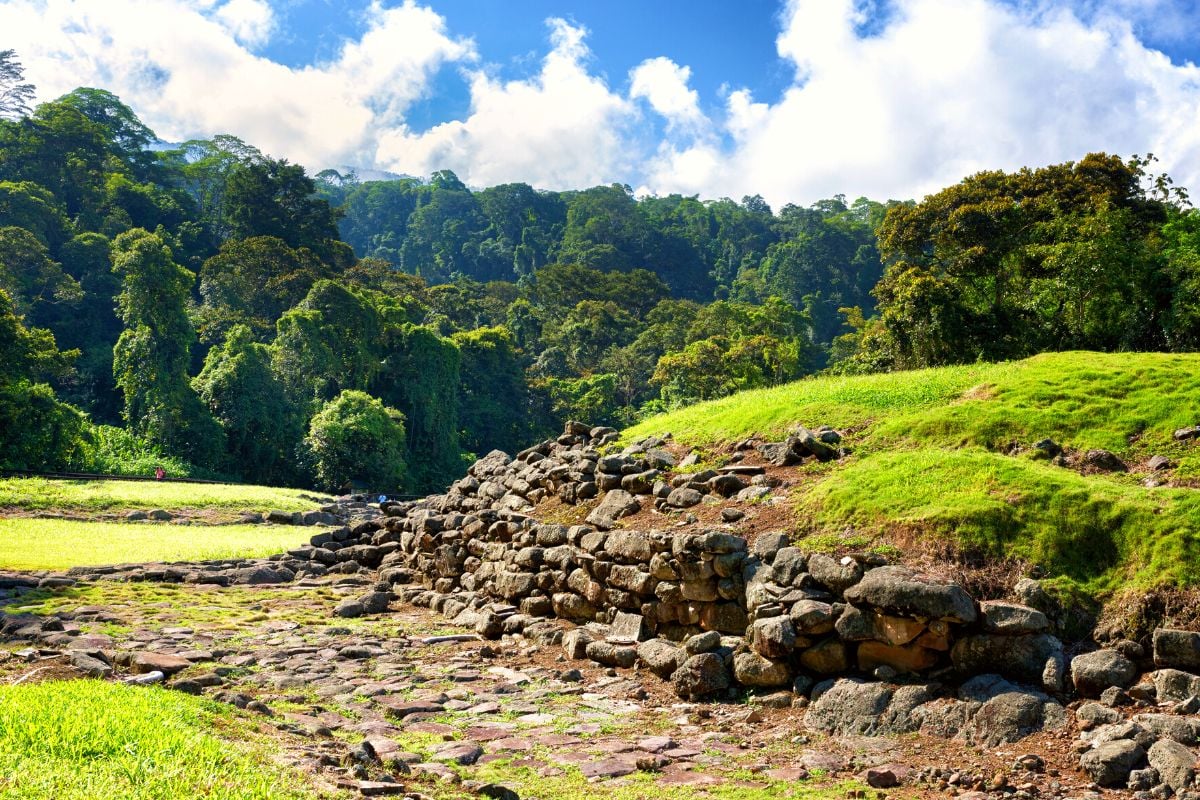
(4, 0), (1200, 206)
(260, 0), (794, 130)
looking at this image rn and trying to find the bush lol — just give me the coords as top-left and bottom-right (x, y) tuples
(304, 390), (407, 493)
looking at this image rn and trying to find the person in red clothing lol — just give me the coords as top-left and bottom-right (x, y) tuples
(154, 465), (165, 481)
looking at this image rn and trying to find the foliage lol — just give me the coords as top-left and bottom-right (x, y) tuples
(0, 50), (35, 120)
(111, 228), (224, 467)
(194, 325), (301, 485)
(303, 389), (407, 493)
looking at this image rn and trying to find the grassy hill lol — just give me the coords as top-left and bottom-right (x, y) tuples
(625, 352), (1200, 597)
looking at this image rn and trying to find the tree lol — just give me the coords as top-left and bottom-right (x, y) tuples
(194, 325), (301, 485)
(111, 228), (223, 467)
(304, 390), (407, 493)
(223, 158), (345, 262)
(0, 50), (35, 120)
(0, 287), (87, 470)
(452, 326), (528, 455)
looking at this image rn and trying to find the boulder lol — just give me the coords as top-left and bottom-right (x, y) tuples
(665, 487), (704, 508)
(1154, 629), (1200, 670)
(790, 600), (835, 635)
(807, 553), (863, 594)
(1147, 738), (1196, 791)
(1083, 448), (1127, 472)
(843, 566), (976, 623)
(638, 639), (683, 678)
(951, 633), (1064, 692)
(1079, 740), (1145, 787)
(1154, 668), (1200, 704)
(671, 653), (731, 699)
(805, 679), (893, 735)
(980, 601), (1050, 634)
(733, 652), (792, 687)
(1072, 649), (1138, 697)
(748, 616), (796, 659)
(585, 490), (641, 530)
(770, 548), (808, 587)
(607, 611), (650, 643)
(584, 641), (638, 669)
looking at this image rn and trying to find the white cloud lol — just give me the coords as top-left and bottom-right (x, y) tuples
(640, 0), (1200, 207)
(4, 0), (1200, 207)
(0, 0), (473, 167)
(629, 56), (704, 131)
(375, 18), (638, 188)
(214, 0), (275, 47)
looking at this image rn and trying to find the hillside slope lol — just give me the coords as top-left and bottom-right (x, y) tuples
(625, 352), (1200, 597)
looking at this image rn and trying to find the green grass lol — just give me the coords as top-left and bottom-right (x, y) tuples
(0, 681), (331, 799)
(0, 519), (315, 570)
(0, 478), (327, 513)
(624, 351), (1200, 595)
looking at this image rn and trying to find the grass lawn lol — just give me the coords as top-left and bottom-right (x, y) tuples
(0, 478), (328, 513)
(0, 681), (331, 800)
(0, 519), (314, 570)
(623, 351), (1200, 595)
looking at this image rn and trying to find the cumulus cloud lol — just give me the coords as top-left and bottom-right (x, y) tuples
(4, 0), (1200, 207)
(375, 18), (638, 188)
(0, 0), (473, 167)
(214, 0), (275, 47)
(641, 0), (1200, 206)
(629, 56), (704, 131)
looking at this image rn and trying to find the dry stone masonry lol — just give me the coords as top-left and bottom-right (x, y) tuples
(8, 420), (1200, 796)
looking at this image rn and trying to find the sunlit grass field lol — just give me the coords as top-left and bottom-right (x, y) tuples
(0, 519), (314, 570)
(625, 351), (1200, 594)
(0, 478), (327, 513)
(0, 681), (326, 800)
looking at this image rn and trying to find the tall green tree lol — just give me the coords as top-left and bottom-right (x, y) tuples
(110, 228), (223, 467)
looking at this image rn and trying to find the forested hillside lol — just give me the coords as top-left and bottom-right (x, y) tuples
(2, 69), (1200, 493)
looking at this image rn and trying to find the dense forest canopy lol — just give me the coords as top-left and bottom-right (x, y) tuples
(1, 64), (1197, 492)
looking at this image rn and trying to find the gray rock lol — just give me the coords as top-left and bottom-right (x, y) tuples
(969, 691), (1059, 747)
(1013, 578), (1060, 619)
(1083, 449), (1128, 472)
(752, 532), (791, 563)
(68, 650), (113, 678)
(843, 566), (976, 623)
(665, 487), (704, 508)
(671, 653), (731, 699)
(1080, 739), (1145, 787)
(807, 553), (863, 594)
(805, 679), (893, 735)
(638, 639), (683, 678)
(607, 611), (650, 643)
(585, 490), (641, 530)
(980, 601), (1050, 634)
(951, 633), (1063, 691)
(748, 616), (796, 659)
(1072, 649), (1138, 697)
(584, 641), (638, 669)
(1154, 668), (1200, 703)
(562, 627), (595, 660)
(684, 630), (722, 654)
(1155, 629), (1200, 670)
(1132, 713), (1200, 746)
(1148, 738), (1196, 791)
(790, 599), (835, 635)
(733, 651), (792, 687)
(1077, 702), (1122, 727)
(334, 599), (365, 618)
(770, 548), (808, 586)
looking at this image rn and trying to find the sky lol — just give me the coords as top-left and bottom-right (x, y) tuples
(4, 0), (1200, 208)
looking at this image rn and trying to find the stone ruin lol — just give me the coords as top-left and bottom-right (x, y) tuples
(9, 420), (1200, 793)
(263, 421), (1200, 793)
